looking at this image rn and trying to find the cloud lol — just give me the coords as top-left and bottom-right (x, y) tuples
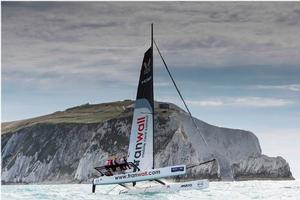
(3, 2), (300, 88)
(231, 97), (293, 107)
(2, 2), (300, 120)
(255, 84), (300, 92)
(160, 96), (295, 108)
(198, 97), (293, 107)
(215, 84), (300, 92)
(186, 99), (225, 107)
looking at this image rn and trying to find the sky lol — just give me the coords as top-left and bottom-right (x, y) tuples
(1, 2), (300, 179)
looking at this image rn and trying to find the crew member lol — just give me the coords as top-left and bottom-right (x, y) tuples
(111, 157), (119, 172)
(113, 157), (119, 166)
(104, 159), (113, 172)
(105, 159), (113, 166)
(120, 156), (130, 170)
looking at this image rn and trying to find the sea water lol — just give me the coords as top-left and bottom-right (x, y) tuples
(2, 180), (300, 200)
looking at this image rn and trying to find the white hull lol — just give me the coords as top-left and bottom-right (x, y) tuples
(93, 165), (186, 185)
(119, 180), (209, 194)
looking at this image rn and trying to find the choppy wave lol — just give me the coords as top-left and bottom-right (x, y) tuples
(2, 180), (300, 200)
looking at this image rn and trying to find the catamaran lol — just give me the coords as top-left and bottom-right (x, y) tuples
(92, 24), (215, 195)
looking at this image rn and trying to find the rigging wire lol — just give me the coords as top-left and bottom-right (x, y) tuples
(153, 39), (209, 148)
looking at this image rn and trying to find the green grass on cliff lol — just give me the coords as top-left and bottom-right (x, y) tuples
(2, 100), (179, 135)
(2, 100), (134, 135)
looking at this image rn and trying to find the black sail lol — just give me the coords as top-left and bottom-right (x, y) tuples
(136, 47), (154, 109)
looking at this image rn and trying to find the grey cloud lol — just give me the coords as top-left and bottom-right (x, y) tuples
(3, 2), (300, 91)
(275, 8), (300, 26)
(207, 9), (252, 23)
(163, 35), (231, 50)
(294, 9), (300, 15)
(63, 22), (119, 31)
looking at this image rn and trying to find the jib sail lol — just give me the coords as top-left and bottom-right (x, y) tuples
(127, 47), (154, 171)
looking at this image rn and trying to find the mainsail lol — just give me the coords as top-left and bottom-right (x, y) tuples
(127, 47), (154, 171)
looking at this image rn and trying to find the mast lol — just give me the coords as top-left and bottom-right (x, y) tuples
(151, 23), (153, 54)
(151, 23), (154, 169)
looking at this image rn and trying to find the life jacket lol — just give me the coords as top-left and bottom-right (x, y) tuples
(106, 159), (113, 166)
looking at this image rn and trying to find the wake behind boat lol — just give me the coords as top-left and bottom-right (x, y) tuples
(92, 24), (215, 195)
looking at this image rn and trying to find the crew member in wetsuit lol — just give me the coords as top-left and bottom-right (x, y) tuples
(120, 156), (130, 170)
(105, 159), (113, 169)
(111, 157), (119, 172)
(104, 159), (114, 176)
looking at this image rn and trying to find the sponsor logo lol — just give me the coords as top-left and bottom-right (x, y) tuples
(114, 170), (160, 181)
(181, 184), (192, 188)
(133, 117), (146, 170)
(171, 166), (184, 172)
(94, 178), (103, 184)
(197, 182), (204, 187)
(143, 59), (151, 75)
(141, 76), (152, 84)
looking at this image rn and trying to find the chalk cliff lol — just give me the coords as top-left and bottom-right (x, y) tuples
(1, 100), (293, 184)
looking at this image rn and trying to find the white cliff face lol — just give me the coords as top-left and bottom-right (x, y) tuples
(1, 102), (293, 184)
(232, 154), (293, 180)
